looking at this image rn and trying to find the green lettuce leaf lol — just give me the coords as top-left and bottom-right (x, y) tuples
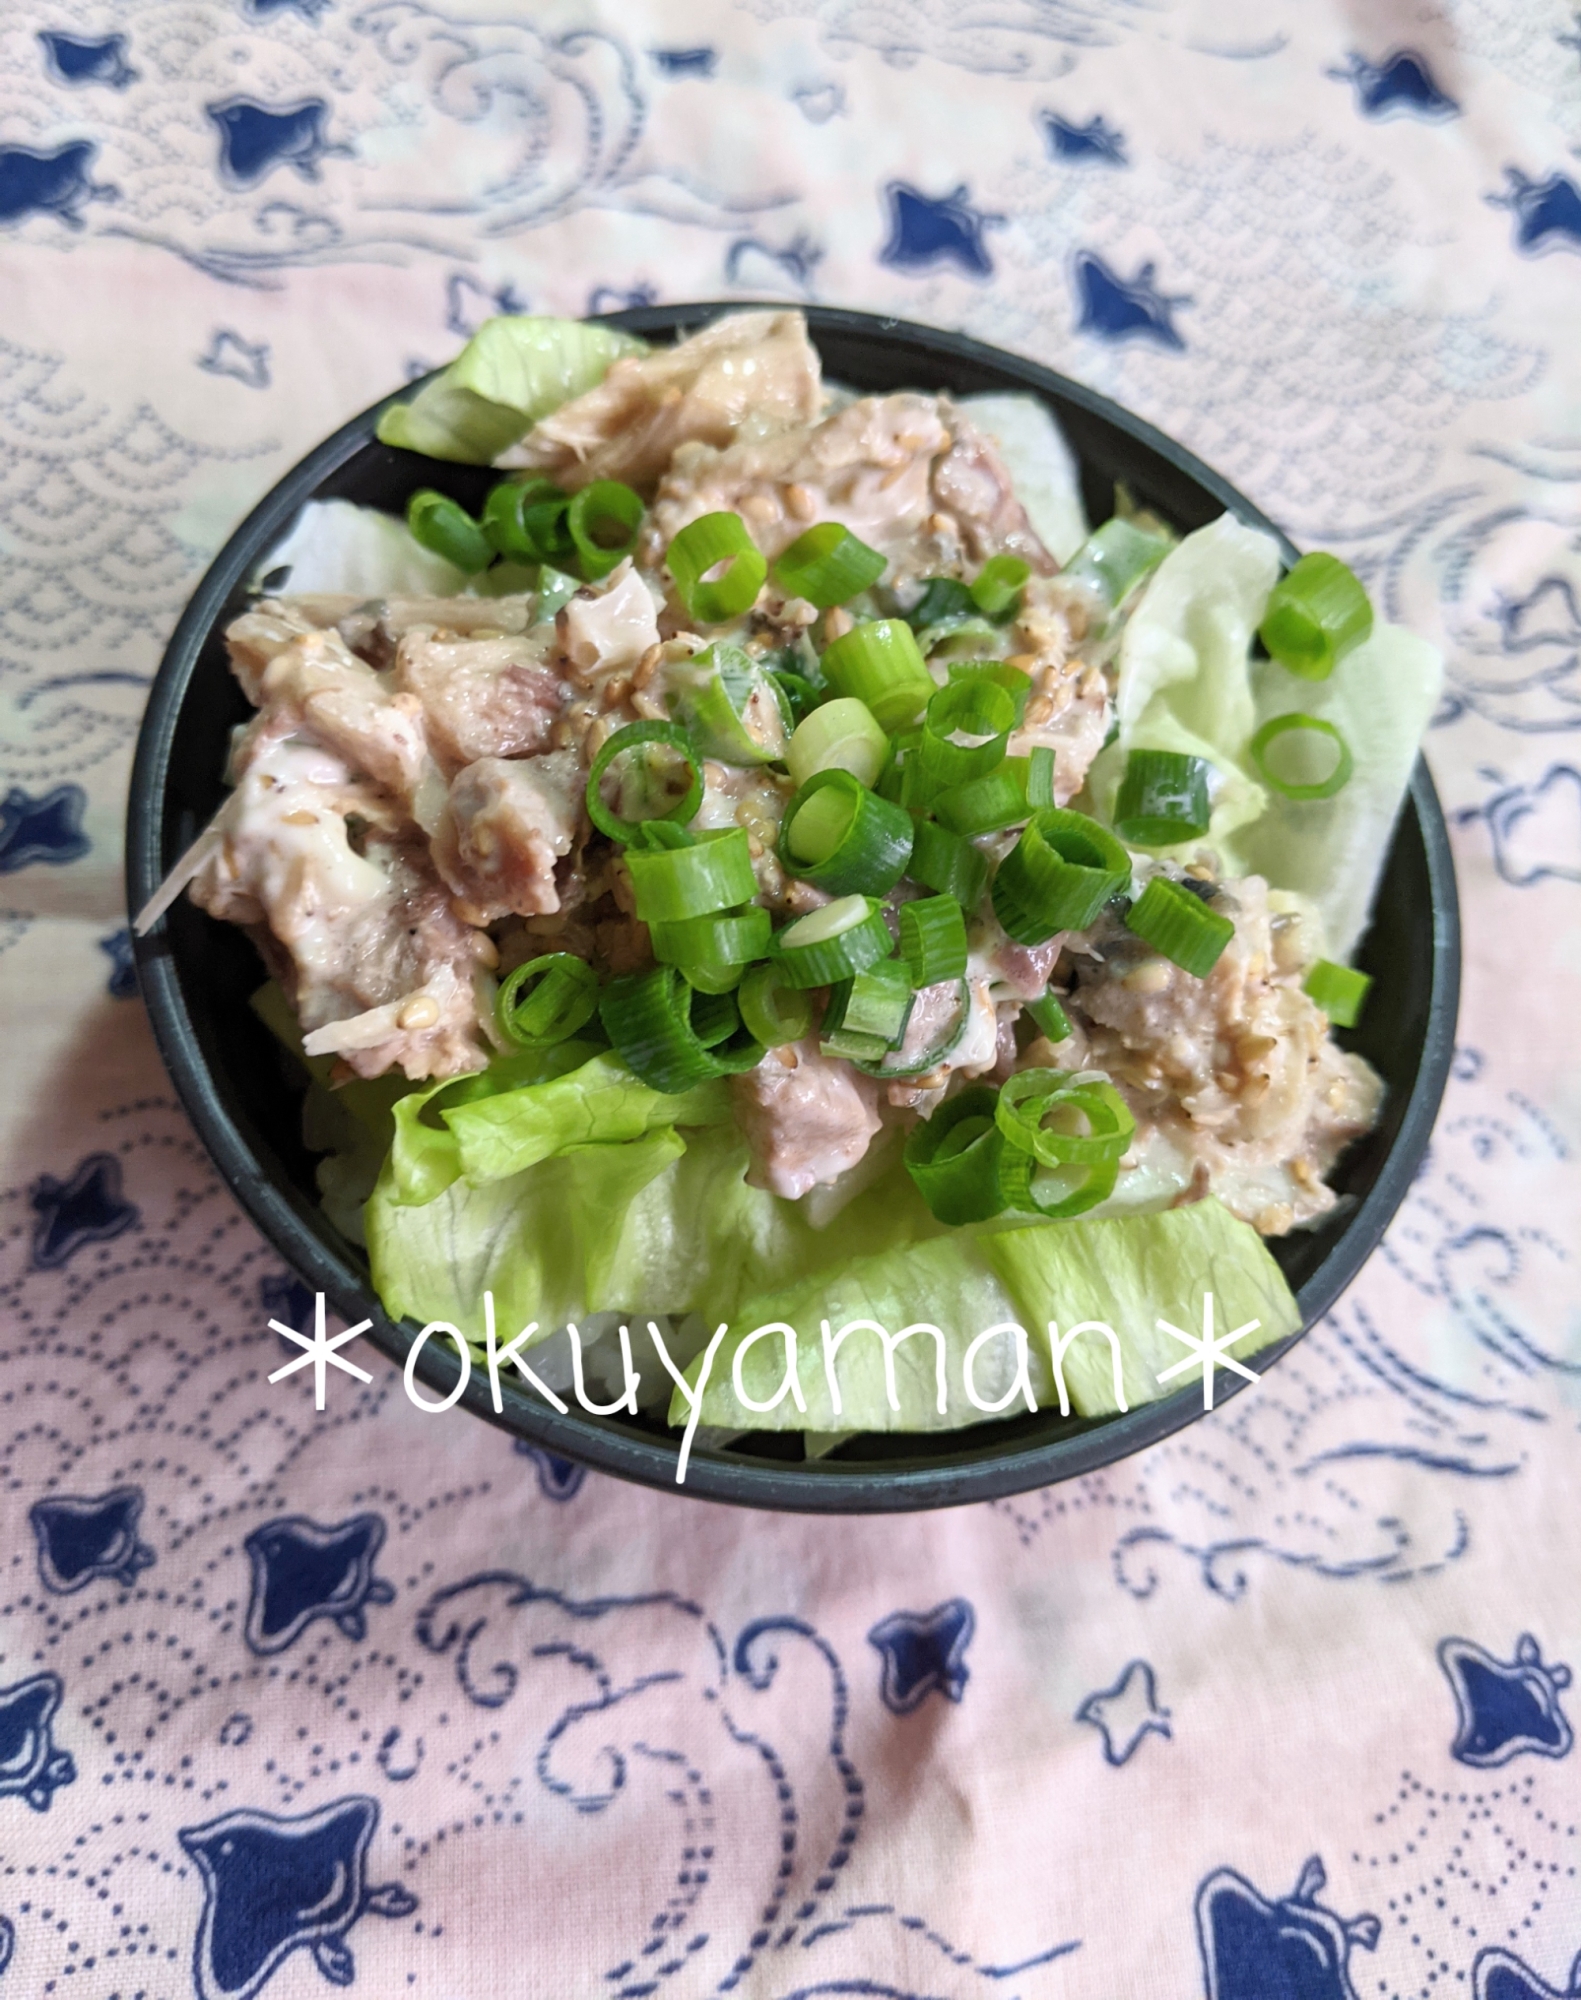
(443, 1051), (731, 1185)
(1084, 513), (1278, 847)
(376, 316), (647, 464)
(674, 1197), (1298, 1432)
(1229, 623), (1443, 958)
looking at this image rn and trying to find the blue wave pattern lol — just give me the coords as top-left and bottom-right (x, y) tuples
(0, 1), (1579, 1993)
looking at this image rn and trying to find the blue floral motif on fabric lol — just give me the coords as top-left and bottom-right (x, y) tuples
(1439, 1633), (1574, 1767)
(1072, 251), (1190, 347)
(0, 783), (90, 871)
(206, 98), (344, 189)
(1490, 171), (1581, 256)
(1472, 1946), (1581, 2000)
(1454, 767), (1581, 887)
(1075, 1659), (1172, 1765)
(30, 1486), (155, 1594)
(0, 142), (117, 228)
(179, 1796), (416, 2000)
(198, 330), (271, 389)
(97, 927), (138, 998)
(1328, 50), (1459, 120)
(513, 1441), (588, 1500)
(650, 46), (717, 78)
(29, 1151), (138, 1270)
(37, 31), (138, 90)
(0, 1673), (76, 1813)
(867, 1600), (975, 1714)
(242, 1514), (396, 1656)
(1041, 112), (1128, 164)
(1196, 1856), (1380, 2000)
(878, 183), (999, 276)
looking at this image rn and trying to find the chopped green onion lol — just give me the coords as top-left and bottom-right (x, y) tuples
(992, 809), (1132, 943)
(1260, 553), (1373, 681)
(1062, 517), (1172, 609)
(625, 826), (757, 924)
(821, 959), (914, 1061)
(769, 895), (894, 989)
(934, 756), (1037, 836)
(586, 720), (703, 844)
(599, 965), (764, 1093)
(904, 1086), (1011, 1225)
(820, 618), (935, 732)
(995, 1069), (1135, 1167)
(997, 1143), (1119, 1220)
(1024, 992), (1072, 1042)
(495, 952), (599, 1048)
(1124, 876), (1234, 977)
(971, 553), (1031, 619)
(535, 565), (581, 621)
(737, 961), (815, 1047)
(906, 817), (989, 906)
(786, 696), (889, 790)
(853, 977), (972, 1078)
(772, 523), (887, 607)
(737, 961), (813, 1047)
(1026, 744), (1056, 809)
(1249, 712), (1355, 801)
(918, 678), (1016, 794)
(666, 511), (767, 623)
(648, 904), (772, 971)
(771, 669), (823, 727)
(1304, 957), (1372, 1027)
(906, 576), (976, 631)
(1113, 749), (1213, 846)
(407, 489), (492, 573)
(915, 615), (1003, 660)
(898, 895), (968, 988)
(482, 478), (563, 561)
(672, 642), (787, 765)
(948, 659), (1033, 725)
(779, 769), (914, 896)
(567, 479), (643, 581)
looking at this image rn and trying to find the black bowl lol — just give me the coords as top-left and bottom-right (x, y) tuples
(127, 304), (1460, 1511)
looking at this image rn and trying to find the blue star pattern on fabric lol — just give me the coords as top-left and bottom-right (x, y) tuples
(867, 1599), (976, 1714)
(1471, 1945), (1581, 2000)
(1328, 50), (1460, 121)
(1454, 766), (1581, 888)
(1196, 1855), (1380, 2000)
(28, 1152), (139, 1270)
(197, 329), (271, 389)
(37, 31), (138, 90)
(1490, 171), (1581, 256)
(179, 1796), (417, 2000)
(1439, 1633), (1574, 1768)
(97, 927), (137, 998)
(0, 1673), (77, 1813)
(1073, 251), (1191, 347)
(512, 1441), (588, 1501)
(30, 1487), (156, 1594)
(0, 783), (90, 872)
(1041, 112), (1128, 164)
(1075, 1659), (1173, 1766)
(0, 143), (117, 229)
(726, 231), (823, 296)
(205, 98), (344, 189)
(878, 183), (1000, 277)
(242, 1514), (396, 1656)
(258, 1269), (314, 1330)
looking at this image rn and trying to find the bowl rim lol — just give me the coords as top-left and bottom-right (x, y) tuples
(126, 301), (1462, 1513)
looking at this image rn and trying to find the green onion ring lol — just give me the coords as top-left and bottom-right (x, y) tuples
(586, 720), (703, 844)
(567, 480), (644, 580)
(495, 952), (599, 1048)
(1248, 712), (1355, 801)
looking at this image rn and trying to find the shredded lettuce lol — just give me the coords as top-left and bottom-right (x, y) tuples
(376, 315), (648, 464)
(674, 1197), (1297, 1433)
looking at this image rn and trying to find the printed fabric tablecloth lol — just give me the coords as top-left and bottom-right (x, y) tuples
(1, 3), (1579, 1996)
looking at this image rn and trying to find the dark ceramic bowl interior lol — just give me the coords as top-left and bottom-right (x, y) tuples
(127, 304), (1460, 1511)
